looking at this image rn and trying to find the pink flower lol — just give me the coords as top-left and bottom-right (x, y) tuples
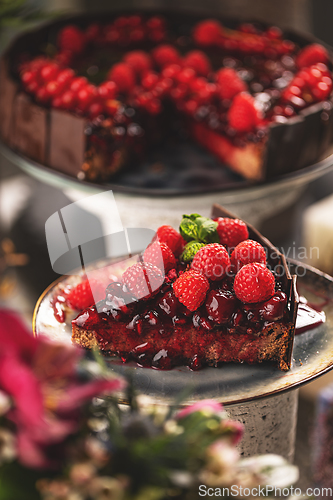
(175, 400), (223, 420)
(0, 309), (125, 468)
(222, 419), (244, 445)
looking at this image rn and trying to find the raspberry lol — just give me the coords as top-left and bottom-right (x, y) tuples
(215, 217), (249, 249)
(216, 68), (247, 100)
(98, 81), (118, 99)
(191, 243), (231, 281)
(142, 71), (159, 90)
(123, 50), (152, 76)
(69, 76), (88, 93)
(66, 278), (105, 310)
(227, 92), (261, 133)
(233, 263), (275, 304)
(60, 89), (77, 110)
(296, 43), (330, 69)
(173, 269), (209, 311)
(282, 64), (332, 106)
(57, 25), (85, 55)
(193, 20), (223, 46)
(143, 241), (176, 273)
(231, 239), (267, 272)
(152, 44), (181, 68)
(183, 50), (211, 77)
(56, 68), (75, 90)
(107, 63), (135, 93)
(40, 62), (60, 83)
(76, 84), (98, 112)
(122, 262), (164, 300)
(156, 225), (184, 257)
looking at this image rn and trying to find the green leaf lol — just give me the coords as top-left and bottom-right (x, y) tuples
(180, 241), (205, 263)
(196, 217), (219, 243)
(179, 217), (198, 242)
(183, 213), (201, 221)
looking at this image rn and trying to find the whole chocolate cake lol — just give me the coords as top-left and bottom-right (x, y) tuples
(0, 11), (332, 183)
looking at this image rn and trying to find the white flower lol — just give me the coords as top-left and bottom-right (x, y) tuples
(200, 440), (240, 486)
(237, 454), (299, 488)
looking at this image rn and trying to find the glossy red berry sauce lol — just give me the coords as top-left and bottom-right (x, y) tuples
(72, 275), (291, 370)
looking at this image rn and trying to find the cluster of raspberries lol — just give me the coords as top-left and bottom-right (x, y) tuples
(18, 15), (331, 134)
(119, 218), (276, 312)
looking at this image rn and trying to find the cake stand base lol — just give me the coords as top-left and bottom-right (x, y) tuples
(227, 390), (299, 462)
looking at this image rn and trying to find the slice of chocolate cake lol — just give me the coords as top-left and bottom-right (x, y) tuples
(71, 206), (298, 371)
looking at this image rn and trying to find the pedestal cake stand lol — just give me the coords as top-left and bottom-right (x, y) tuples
(2, 141), (333, 228)
(33, 260), (333, 463)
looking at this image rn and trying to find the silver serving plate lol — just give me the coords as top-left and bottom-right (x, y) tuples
(33, 259), (333, 406)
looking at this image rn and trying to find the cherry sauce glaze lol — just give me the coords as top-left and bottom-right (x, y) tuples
(72, 267), (304, 370)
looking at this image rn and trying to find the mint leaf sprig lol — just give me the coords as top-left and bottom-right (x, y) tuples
(179, 214), (219, 262)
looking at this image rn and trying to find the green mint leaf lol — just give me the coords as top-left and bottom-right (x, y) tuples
(183, 213), (201, 221)
(179, 217), (199, 242)
(180, 241), (205, 263)
(196, 217), (219, 243)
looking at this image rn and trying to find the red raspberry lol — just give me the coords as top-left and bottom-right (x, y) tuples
(76, 84), (98, 112)
(156, 225), (184, 257)
(36, 86), (50, 104)
(60, 90), (77, 110)
(57, 25), (85, 54)
(191, 243), (231, 281)
(88, 101), (104, 119)
(173, 269), (209, 311)
(282, 63), (332, 105)
(142, 71), (159, 90)
(98, 81), (118, 99)
(69, 76), (88, 93)
(193, 20), (223, 46)
(56, 68), (75, 90)
(183, 50), (211, 77)
(66, 278), (105, 310)
(233, 263), (275, 304)
(162, 64), (182, 80)
(21, 70), (39, 89)
(231, 239), (267, 272)
(146, 16), (165, 32)
(296, 43), (330, 69)
(123, 50), (152, 76)
(152, 44), (181, 68)
(228, 92), (261, 133)
(216, 68), (247, 100)
(215, 217), (249, 249)
(122, 262), (164, 300)
(45, 80), (61, 99)
(40, 62), (60, 83)
(107, 63), (135, 93)
(143, 241), (176, 273)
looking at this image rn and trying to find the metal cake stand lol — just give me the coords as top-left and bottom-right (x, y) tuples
(2, 142), (333, 228)
(33, 260), (333, 462)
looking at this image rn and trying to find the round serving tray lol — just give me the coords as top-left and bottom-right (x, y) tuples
(33, 259), (333, 406)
